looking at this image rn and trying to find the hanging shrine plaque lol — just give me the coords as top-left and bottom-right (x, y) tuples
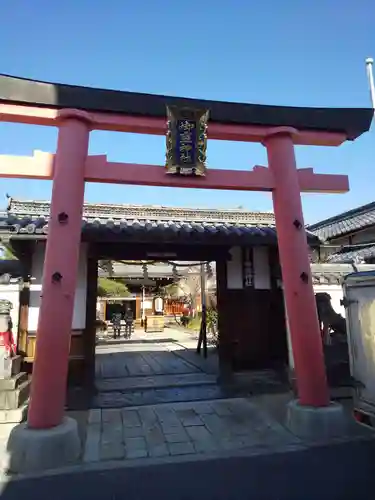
(165, 106), (209, 176)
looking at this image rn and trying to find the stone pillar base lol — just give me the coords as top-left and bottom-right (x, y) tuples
(7, 416), (81, 474)
(286, 399), (349, 440)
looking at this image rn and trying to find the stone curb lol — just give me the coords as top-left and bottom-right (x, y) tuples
(3, 432), (374, 484)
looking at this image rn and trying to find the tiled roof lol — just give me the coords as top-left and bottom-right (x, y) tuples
(0, 199), (320, 246)
(327, 244), (375, 264)
(0, 199), (272, 245)
(307, 201), (375, 242)
(5, 199), (276, 225)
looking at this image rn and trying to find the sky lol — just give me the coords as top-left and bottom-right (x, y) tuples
(0, 0), (374, 224)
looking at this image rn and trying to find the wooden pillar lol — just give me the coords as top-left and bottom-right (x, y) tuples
(82, 253), (98, 389)
(27, 109), (92, 429)
(216, 258), (232, 381)
(135, 294), (141, 321)
(16, 242), (33, 356)
(264, 128), (329, 407)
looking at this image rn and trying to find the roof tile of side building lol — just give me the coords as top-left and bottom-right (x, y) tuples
(326, 244), (375, 264)
(307, 201), (375, 242)
(311, 263), (375, 285)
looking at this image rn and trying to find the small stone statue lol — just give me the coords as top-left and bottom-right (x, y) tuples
(0, 300), (16, 379)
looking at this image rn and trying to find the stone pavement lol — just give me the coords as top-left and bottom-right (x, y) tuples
(1, 326), (374, 477)
(83, 327), (375, 467)
(83, 397), (304, 463)
(93, 328), (223, 409)
(82, 394), (375, 465)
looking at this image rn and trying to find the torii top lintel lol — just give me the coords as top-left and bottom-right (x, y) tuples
(0, 74), (372, 146)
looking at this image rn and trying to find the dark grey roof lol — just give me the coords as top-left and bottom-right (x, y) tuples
(307, 201), (375, 242)
(327, 244), (375, 264)
(0, 199), (320, 246)
(0, 75), (372, 140)
(311, 263), (375, 285)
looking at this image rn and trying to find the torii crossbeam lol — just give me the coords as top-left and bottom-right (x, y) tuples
(0, 150), (349, 193)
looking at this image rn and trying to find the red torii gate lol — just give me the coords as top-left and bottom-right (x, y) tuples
(0, 75), (372, 471)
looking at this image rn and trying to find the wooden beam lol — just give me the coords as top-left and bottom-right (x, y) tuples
(93, 243), (231, 261)
(88, 160), (275, 192)
(0, 152), (349, 193)
(0, 103), (347, 146)
(0, 151), (54, 180)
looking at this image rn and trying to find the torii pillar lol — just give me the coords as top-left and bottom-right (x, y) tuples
(264, 128), (345, 438)
(265, 128), (329, 407)
(9, 110), (92, 472)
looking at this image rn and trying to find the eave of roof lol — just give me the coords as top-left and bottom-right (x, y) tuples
(0, 75), (372, 140)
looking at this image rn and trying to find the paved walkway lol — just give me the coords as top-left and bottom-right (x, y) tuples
(1, 327), (374, 477)
(80, 327), (375, 467)
(93, 327), (221, 408)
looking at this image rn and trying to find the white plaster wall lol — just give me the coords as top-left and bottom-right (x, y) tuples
(226, 246), (272, 290)
(253, 247), (271, 290)
(351, 227), (375, 245)
(0, 283), (20, 343)
(280, 286), (294, 370)
(227, 247), (243, 289)
(313, 284), (345, 317)
(28, 242), (88, 331)
(328, 226), (375, 247)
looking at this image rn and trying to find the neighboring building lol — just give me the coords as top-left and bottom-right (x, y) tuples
(308, 201), (375, 264)
(308, 201), (375, 315)
(0, 197), (320, 381)
(97, 261), (210, 322)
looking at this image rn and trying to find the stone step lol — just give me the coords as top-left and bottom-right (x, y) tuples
(93, 383), (247, 409)
(230, 370), (289, 394)
(0, 402), (28, 424)
(96, 373), (218, 393)
(11, 355), (22, 376)
(0, 355), (23, 379)
(0, 372), (28, 392)
(0, 379), (31, 410)
(330, 386), (353, 400)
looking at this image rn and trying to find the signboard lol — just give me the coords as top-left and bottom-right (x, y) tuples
(165, 106), (209, 176)
(243, 248), (254, 288)
(145, 315), (165, 333)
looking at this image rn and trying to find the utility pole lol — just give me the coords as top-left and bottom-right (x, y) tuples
(365, 57), (375, 111)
